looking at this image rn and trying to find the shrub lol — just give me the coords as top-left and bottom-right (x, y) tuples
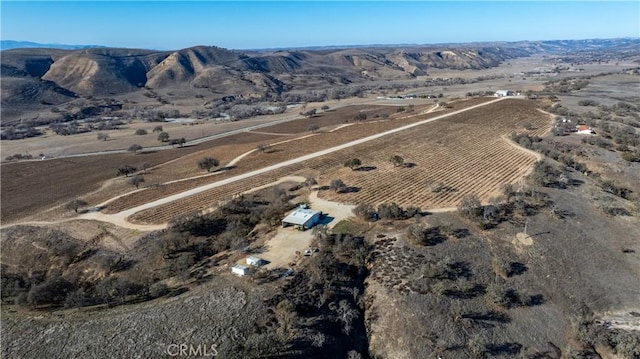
(389, 155), (404, 167)
(148, 282), (169, 298)
(344, 158), (362, 170)
(353, 203), (375, 220)
(405, 206), (421, 218)
(405, 223), (445, 246)
(26, 277), (74, 307)
(353, 113), (367, 121)
(377, 202), (405, 219)
(157, 131), (170, 142)
(197, 157), (219, 172)
(578, 99), (599, 106)
(529, 160), (563, 188)
(128, 144), (143, 153)
(458, 194), (482, 219)
(134, 129), (148, 135)
(621, 151), (640, 162)
(330, 179), (347, 193)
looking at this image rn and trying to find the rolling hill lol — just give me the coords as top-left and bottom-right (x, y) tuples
(2, 38), (638, 125)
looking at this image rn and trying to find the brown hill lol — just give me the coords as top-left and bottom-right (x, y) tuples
(2, 39), (637, 125)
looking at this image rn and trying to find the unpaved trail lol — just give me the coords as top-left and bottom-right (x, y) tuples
(100, 97), (506, 226)
(307, 190), (355, 229)
(6, 97), (507, 231)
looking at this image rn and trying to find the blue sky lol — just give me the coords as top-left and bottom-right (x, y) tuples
(1, 1), (639, 50)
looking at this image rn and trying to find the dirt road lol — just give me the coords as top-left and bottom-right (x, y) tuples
(114, 97), (504, 220)
(6, 97), (507, 231)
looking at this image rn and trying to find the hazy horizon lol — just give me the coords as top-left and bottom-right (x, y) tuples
(2, 1), (639, 50)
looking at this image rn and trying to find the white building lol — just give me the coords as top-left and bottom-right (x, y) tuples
(576, 125), (595, 135)
(494, 90), (513, 97)
(232, 264), (249, 276)
(282, 208), (322, 230)
(246, 256), (265, 267)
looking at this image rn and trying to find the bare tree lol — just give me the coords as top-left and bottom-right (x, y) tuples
(257, 143), (271, 153)
(308, 124), (320, 133)
(65, 199), (88, 213)
(117, 165), (137, 177)
(330, 179), (347, 193)
(97, 132), (109, 141)
(335, 300), (358, 334)
(138, 162), (151, 173)
(304, 177), (318, 189)
(129, 175), (145, 189)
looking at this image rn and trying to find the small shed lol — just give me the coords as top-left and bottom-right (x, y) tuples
(246, 256), (265, 267)
(282, 208), (322, 230)
(232, 264), (249, 276)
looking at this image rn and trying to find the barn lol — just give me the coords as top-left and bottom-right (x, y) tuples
(282, 208), (322, 230)
(494, 90), (513, 97)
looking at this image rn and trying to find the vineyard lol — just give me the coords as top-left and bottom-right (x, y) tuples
(105, 99), (491, 215)
(317, 99), (551, 208)
(126, 98), (547, 224)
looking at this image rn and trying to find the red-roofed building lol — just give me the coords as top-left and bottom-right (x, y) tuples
(576, 125), (595, 135)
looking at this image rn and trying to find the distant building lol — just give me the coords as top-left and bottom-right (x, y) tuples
(494, 90), (513, 97)
(246, 256), (265, 267)
(282, 208), (322, 230)
(576, 125), (595, 135)
(232, 264), (249, 276)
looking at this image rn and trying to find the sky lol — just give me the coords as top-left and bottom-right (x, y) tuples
(1, 1), (639, 50)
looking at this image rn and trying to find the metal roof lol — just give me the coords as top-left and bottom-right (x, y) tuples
(282, 208), (321, 225)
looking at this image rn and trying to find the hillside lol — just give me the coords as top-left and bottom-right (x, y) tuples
(2, 38), (638, 125)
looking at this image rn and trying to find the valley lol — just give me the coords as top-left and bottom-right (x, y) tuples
(1, 37), (639, 359)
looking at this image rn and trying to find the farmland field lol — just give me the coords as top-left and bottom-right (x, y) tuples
(317, 99), (551, 208)
(128, 99), (551, 224)
(0, 131), (278, 222)
(1, 104), (417, 222)
(102, 98), (493, 215)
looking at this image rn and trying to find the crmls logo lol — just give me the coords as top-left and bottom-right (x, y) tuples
(166, 343), (218, 357)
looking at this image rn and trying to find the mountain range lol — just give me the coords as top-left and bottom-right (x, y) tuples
(2, 38), (638, 125)
(0, 40), (106, 51)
